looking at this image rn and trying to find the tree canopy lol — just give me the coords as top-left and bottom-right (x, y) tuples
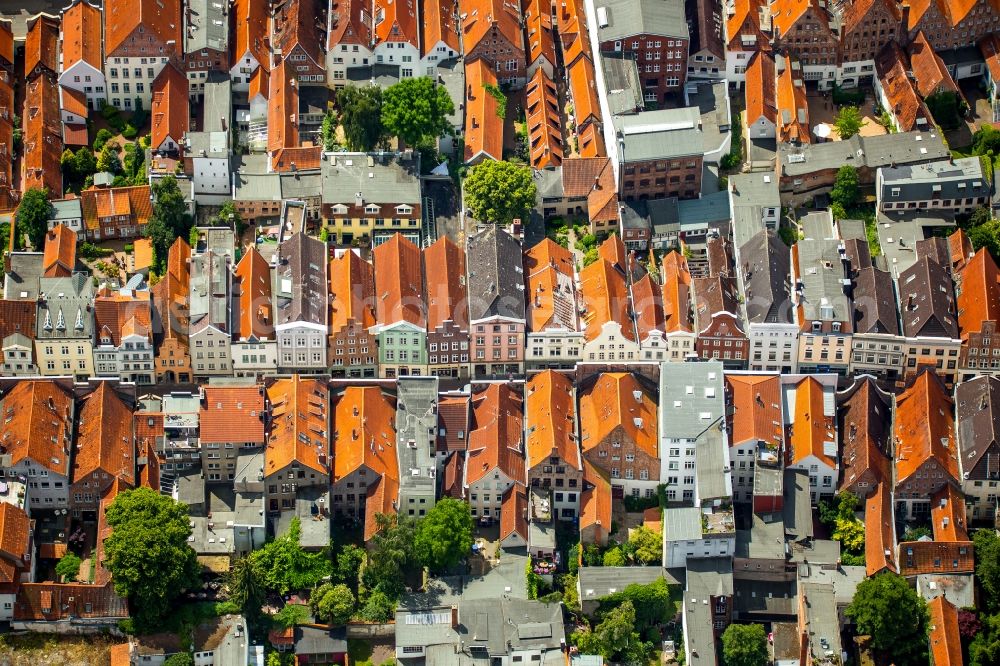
(834, 106), (866, 140)
(146, 175), (194, 274)
(845, 572), (928, 665)
(251, 517), (332, 595)
(976, 529), (1000, 612)
(721, 623), (769, 666)
(15, 188), (53, 249)
(102, 488), (201, 631)
(311, 583), (355, 625)
(336, 85), (386, 151)
(572, 600), (651, 663)
(628, 527), (662, 565)
(226, 555), (264, 619)
(381, 77), (455, 148)
(463, 160), (537, 225)
(413, 498), (474, 572)
(598, 577), (675, 632)
(363, 513), (416, 599)
(55, 552), (81, 582)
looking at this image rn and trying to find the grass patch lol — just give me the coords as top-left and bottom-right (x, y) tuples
(843, 204), (880, 257)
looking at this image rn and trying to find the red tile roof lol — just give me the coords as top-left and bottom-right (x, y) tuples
(104, 0), (182, 56)
(838, 377), (891, 492)
(0, 503), (31, 584)
(199, 386), (266, 446)
(579, 373), (657, 459)
(631, 273), (664, 341)
(931, 483), (968, 542)
(467, 384), (525, 486)
(330, 0), (374, 52)
(14, 582), (128, 621)
(877, 42), (933, 132)
(957, 247), (1000, 339)
(234, 247), (274, 341)
(232, 0), (271, 70)
(423, 236), (469, 332)
(776, 56), (809, 144)
(60, 87), (89, 121)
(373, 233), (426, 328)
(23, 75), (63, 198)
(272, 0), (325, 67)
(459, 0), (523, 55)
(81, 185), (154, 232)
(0, 300), (37, 342)
(268, 60), (299, 154)
(525, 69), (563, 169)
(787, 377), (836, 468)
(363, 474), (399, 541)
(580, 461), (612, 543)
(524, 0), (556, 70)
(0, 20), (12, 67)
(726, 374), (783, 448)
(374, 0), (419, 46)
(894, 370), (959, 487)
(42, 224), (77, 278)
(420, 0), (460, 55)
(928, 596), (962, 666)
(151, 64), (189, 151)
(0, 381), (74, 475)
(438, 393), (470, 452)
(72, 383), (135, 485)
(864, 483), (896, 576)
(500, 484), (528, 543)
(464, 59), (503, 163)
(981, 33), (1000, 83)
(24, 14), (60, 81)
(525, 370), (580, 470)
(93, 288), (152, 346)
(908, 31), (961, 98)
(523, 238), (577, 333)
(568, 56), (601, 130)
(266, 376), (330, 477)
(662, 251), (693, 334)
(271, 146), (322, 172)
(745, 51), (776, 125)
(579, 255), (635, 343)
(62, 0), (104, 71)
(898, 540), (974, 576)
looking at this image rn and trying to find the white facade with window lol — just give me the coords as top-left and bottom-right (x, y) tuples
(420, 42), (459, 78)
(229, 52), (261, 93)
(232, 340), (279, 376)
(104, 56), (170, 110)
(276, 322), (328, 372)
(93, 330), (155, 384)
(191, 326), (233, 376)
(581, 322), (641, 362)
(59, 60), (107, 109)
(748, 324), (799, 372)
(373, 41), (420, 79)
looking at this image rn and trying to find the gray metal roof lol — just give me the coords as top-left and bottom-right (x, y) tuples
(781, 131), (951, 177)
(49, 198), (82, 221)
(695, 428), (728, 501)
(396, 376), (439, 500)
(36, 274), (95, 340)
(578, 566), (683, 600)
(322, 152), (421, 206)
(879, 156), (987, 205)
(738, 230), (793, 325)
(275, 233), (327, 327)
(185, 0), (229, 54)
(189, 250), (233, 335)
(272, 485), (331, 550)
(466, 226), (527, 322)
(281, 172), (323, 200)
(783, 468), (813, 542)
(664, 506), (702, 541)
(615, 107), (705, 162)
(234, 173), (282, 201)
(658, 361), (725, 440)
(897, 256), (958, 339)
(794, 217), (852, 326)
(798, 581), (842, 664)
(534, 166), (564, 201)
(852, 266), (900, 335)
(730, 172), (779, 248)
(684, 558), (733, 666)
(595, 0), (689, 43)
(3, 252), (44, 300)
(602, 55), (644, 115)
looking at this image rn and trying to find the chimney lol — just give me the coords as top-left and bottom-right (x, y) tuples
(451, 605), (459, 629)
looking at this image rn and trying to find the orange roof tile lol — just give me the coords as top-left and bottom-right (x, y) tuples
(525, 370), (581, 470)
(459, 0), (523, 54)
(726, 374), (783, 448)
(60, 88), (88, 122)
(137, 439), (160, 491)
(442, 450), (464, 497)
(662, 251), (693, 334)
(894, 371), (959, 486)
(0, 381), (73, 475)
(466, 384), (525, 485)
(363, 475), (399, 541)
(150, 238), (191, 343)
(579, 257), (635, 343)
(110, 644), (131, 666)
(272, 0), (325, 66)
(332, 386), (397, 482)
(330, 0), (374, 51)
(579, 373), (657, 458)
(586, 157), (616, 218)
(561, 157), (612, 198)
(94, 288), (152, 346)
(838, 378), (891, 492)
(72, 383), (135, 485)
(271, 146), (322, 172)
(949, 228), (974, 271)
(957, 248), (1000, 339)
(631, 274), (664, 341)
(423, 236), (469, 332)
(842, 0), (900, 39)
(375, 0), (419, 45)
(776, 57), (810, 144)
(420, 0), (460, 55)
(232, 0), (271, 70)
(939, 0), (979, 26)
(23, 75), (63, 198)
(525, 69), (563, 169)
(500, 485), (529, 543)
(770, 0), (814, 38)
(104, 0), (182, 56)
(877, 43), (933, 132)
(745, 51), (776, 125)
(928, 596), (962, 666)
(42, 224), (77, 278)
(726, 0), (770, 51)
(931, 484), (968, 542)
(899, 540), (974, 576)
(266, 376), (330, 477)
(0, 20), (12, 67)
(524, 0), (556, 69)
(151, 64), (189, 151)
(24, 14), (59, 81)
(981, 33), (1000, 83)
(568, 57), (601, 129)
(63, 123), (88, 147)
(580, 461), (612, 540)
(437, 394), (470, 452)
(329, 249), (376, 334)
(0, 300), (37, 342)
(268, 60), (299, 154)
(61, 1), (103, 73)
(524, 238), (578, 333)
(81, 185), (153, 231)
(865, 482), (896, 576)
(464, 59), (504, 163)
(787, 377), (836, 468)
(373, 233), (426, 328)
(0, 503), (31, 584)
(14, 582), (127, 621)
(909, 31), (960, 98)
(132, 238), (153, 272)
(249, 67), (269, 102)
(234, 247), (273, 341)
(200, 387), (266, 446)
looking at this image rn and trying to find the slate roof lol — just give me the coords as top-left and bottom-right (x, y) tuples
(466, 226), (526, 322)
(276, 233), (327, 328)
(739, 230), (793, 325)
(955, 375), (1000, 482)
(595, 0), (689, 42)
(898, 256), (958, 339)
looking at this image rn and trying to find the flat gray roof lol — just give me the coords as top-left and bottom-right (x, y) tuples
(396, 376), (439, 498)
(595, 0), (689, 43)
(781, 131), (950, 177)
(658, 361), (725, 440)
(615, 107), (705, 162)
(322, 153), (421, 206)
(578, 566), (683, 601)
(664, 507), (703, 542)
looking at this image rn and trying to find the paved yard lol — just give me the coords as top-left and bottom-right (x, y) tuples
(807, 91), (887, 141)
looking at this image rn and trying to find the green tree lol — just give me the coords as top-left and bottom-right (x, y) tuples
(216, 201), (245, 235)
(464, 160), (537, 225)
(272, 603), (310, 629)
(311, 583), (355, 625)
(834, 106), (867, 140)
(925, 91), (962, 130)
(97, 142), (122, 174)
(628, 527), (662, 565)
(358, 590), (396, 623)
(335, 544), (365, 590)
(721, 623), (768, 666)
(146, 175), (193, 274)
(968, 219), (1000, 261)
(55, 552), (82, 582)
(226, 555), (264, 619)
(602, 546), (626, 567)
(74, 147), (97, 179)
(251, 518), (332, 595)
(830, 165), (859, 210)
(94, 128), (114, 152)
(413, 498), (473, 572)
(363, 513), (416, 599)
(15, 187), (53, 249)
(971, 612), (1000, 666)
(321, 111), (337, 151)
(572, 600), (649, 663)
(381, 77), (455, 147)
(976, 530), (1000, 612)
(599, 578), (674, 632)
(162, 654), (194, 666)
(61, 149), (77, 180)
(102, 488), (201, 631)
(845, 573), (929, 665)
(336, 85), (386, 151)
(122, 142), (145, 185)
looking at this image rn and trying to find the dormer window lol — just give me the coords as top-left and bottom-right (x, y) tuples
(395, 204), (412, 215)
(364, 204), (380, 215)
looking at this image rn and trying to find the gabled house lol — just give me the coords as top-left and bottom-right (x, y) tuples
(70, 383), (135, 518)
(275, 233), (328, 373)
(373, 233), (427, 378)
(580, 460), (612, 546)
(423, 237), (470, 379)
(723, 0), (770, 85)
(459, 0), (526, 87)
(956, 375), (1000, 519)
(736, 228), (795, 373)
(928, 596), (963, 666)
(525, 69), (563, 169)
(524, 370), (583, 519)
(328, 250), (377, 378)
(419, 0), (460, 76)
(0, 380), (75, 509)
(876, 42), (934, 133)
(180, 0), (229, 99)
(80, 184), (154, 241)
(850, 264), (904, 379)
(230, 0), (270, 92)
(897, 255), (961, 384)
(661, 250), (696, 361)
(199, 386), (266, 484)
(865, 482), (897, 576)
(35, 274), (95, 379)
(466, 226), (527, 377)
(0, 300), (38, 376)
(838, 0), (900, 85)
(325, 0), (373, 86)
(770, 0), (839, 88)
(23, 75), (63, 199)
(103, 0), (182, 110)
(151, 238), (192, 383)
(837, 377), (891, 498)
(908, 30), (961, 99)
(189, 249), (233, 377)
(894, 370), (960, 519)
(906, 0), (1000, 50)
(785, 376), (838, 502)
(265, 376), (330, 514)
(686, 0), (725, 80)
(93, 287), (154, 384)
(272, 0), (327, 83)
(775, 55), (809, 145)
(0, 503), (34, 622)
(693, 274), (748, 368)
(331, 385), (397, 539)
(578, 373), (659, 496)
(464, 59), (504, 165)
(464, 384), (525, 523)
(632, 273), (667, 361)
(373, 0), (420, 76)
(24, 14), (60, 83)
(59, 1), (106, 110)
(150, 64), (189, 154)
(232, 247), (277, 377)
(523, 238), (583, 369)
(743, 51), (776, 140)
(725, 374), (783, 503)
(578, 236), (640, 362)
(955, 248), (1000, 380)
